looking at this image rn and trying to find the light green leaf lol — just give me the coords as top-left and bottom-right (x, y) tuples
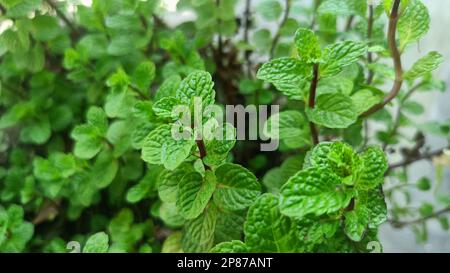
(213, 163), (261, 211)
(210, 240), (249, 253)
(351, 89), (383, 115)
(90, 151), (118, 189)
(306, 93), (358, 128)
(177, 171), (216, 219)
(152, 97), (182, 120)
(161, 131), (195, 170)
(398, 0), (430, 50)
(182, 204), (217, 252)
(176, 71), (215, 108)
(294, 28), (322, 63)
(245, 193), (300, 252)
(256, 57), (312, 99)
(141, 124), (172, 165)
(132, 61), (156, 92)
(83, 232), (109, 253)
(158, 164), (194, 203)
(320, 41), (367, 77)
(256, 0), (282, 21)
(357, 145), (388, 190)
(280, 167), (353, 218)
(404, 51), (443, 80)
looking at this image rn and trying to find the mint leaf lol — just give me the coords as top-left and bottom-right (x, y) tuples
(141, 124), (172, 165)
(152, 97), (182, 120)
(83, 232), (109, 253)
(213, 163), (261, 211)
(398, 0), (430, 50)
(264, 110), (310, 147)
(132, 61), (156, 92)
(320, 41), (367, 77)
(245, 193), (300, 252)
(256, 57), (312, 99)
(294, 28), (322, 63)
(182, 204), (217, 252)
(351, 89), (383, 115)
(210, 240), (249, 253)
(306, 93), (358, 129)
(158, 164), (194, 203)
(177, 172), (216, 219)
(404, 51), (444, 80)
(358, 146), (388, 190)
(280, 167), (353, 218)
(176, 71), (215, 108)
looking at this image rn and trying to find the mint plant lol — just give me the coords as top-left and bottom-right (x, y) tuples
(0, 0), (449, 253)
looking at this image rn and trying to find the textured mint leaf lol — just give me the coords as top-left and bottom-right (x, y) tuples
(357, 145), (388, 190)
(177, 171), (216, 220)
(158, 164), (194, 203)
(104, 89), (137, 119)
(344, 204), (369, 242)
(280, 167), (353, 218)
(245, 193), (300, 252)
(214, 209), (245, 244)
(159, 202), (185, 228)
(404, 51), (443, 80)
(213, 163), (261, 211)
(366, 189), (388, 228)
(398, 0), (430, 50)
(294, 28), (322, 63)
(0, 205), (34, 253)
(296, 218), (340, 251)
(256, 57), (312, 99)
(316, 76), (354, 96)
(155, 75), (182, 100)
(306, 93), (358, 129)
(132, 61), (156, 92)
(83, 232), (109, 253)
(203, 121), (236, 166)
(320, 41), (367, 77)
(210, 240), (249, 253)
(264, 110), (310, 144)
(141, 124), (172, 165)
(351, 89), (383, 115)
(182, 204), (217, 252)
(161, 131), (195, 170)
(33, 153), (77, 181)
(106, 120), (134, 157)
(86, 107), (107, 135)
(152, 96), (182, 120)
(71, 124), (103, 159)
(176, 71), (215, 108)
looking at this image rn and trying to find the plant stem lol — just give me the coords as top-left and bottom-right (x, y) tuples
(309, 64), (320, 145)
(382, 82), (424, 150)
(310, 0), (322, 30)
(345, 15), (355, 31)
(243, 0), (252, 77)
(196, 139), (211, 170)
(389, 207), (450, 228)
(269, 0), (290, 59)
(362, 0), (403, 117)
(44, 0), (78, 37)
(387, 147), (448, 172)
(366, 4), (375, 85)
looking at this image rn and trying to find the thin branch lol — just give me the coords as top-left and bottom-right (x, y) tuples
(362, 0), (403, 117)
(269, 0), (291, 59)
(366, 4), (375, 84)
(44, 0), (78, 36)
(389, 207), (450, 228)
(345, 15), (355, 31)
(196, 139), (211, 171)
(308, 64), (320, 145)
(310, 0), (322, 30)
(382, 82), (424, 150)
(387, 147), (448, 172)
(216, 0), (223, 57)
(243, 0), (252, 77)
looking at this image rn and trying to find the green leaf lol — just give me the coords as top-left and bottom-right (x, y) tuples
(280, 167), (353, 218)
(344, 203), (369, 242)
(177, 171), (216, 219)
(256, 57), (311, 99)
(294, 28), (322, 63)
(152, 97), (182, 120)
(256, 0), (282, 21)
(203, 121), (236, 166)
(320, 41), (367, 77)
(132, 61), (156, 92)
(306, 93), (358, 129)
(404, 51), (443, 80)
(106, 120), (134, 157)
(161, 130), (195, 170)
(318, 0), (367, 17)
(176, 71), (215, 108)
(245, 193), (300, 252)
(158, 164), (194, 203)
(398, 0), (430, 50)
(357, 146), (388, 190)
(210, 240), (249, 253)
(416, 177), (431, 191)
(213, 163), (261, 211)
(126, 167), (161, 203)
(20, 118), (51, 144)
(141, 124), (172, 165)
(182, 204), (217, 252)
(162, 232), (183, 253)
(90, 151), (118, 189)
(264, 110), (310, 142)
(351, 89), (383, 115)
(83, 232), (109, 253)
